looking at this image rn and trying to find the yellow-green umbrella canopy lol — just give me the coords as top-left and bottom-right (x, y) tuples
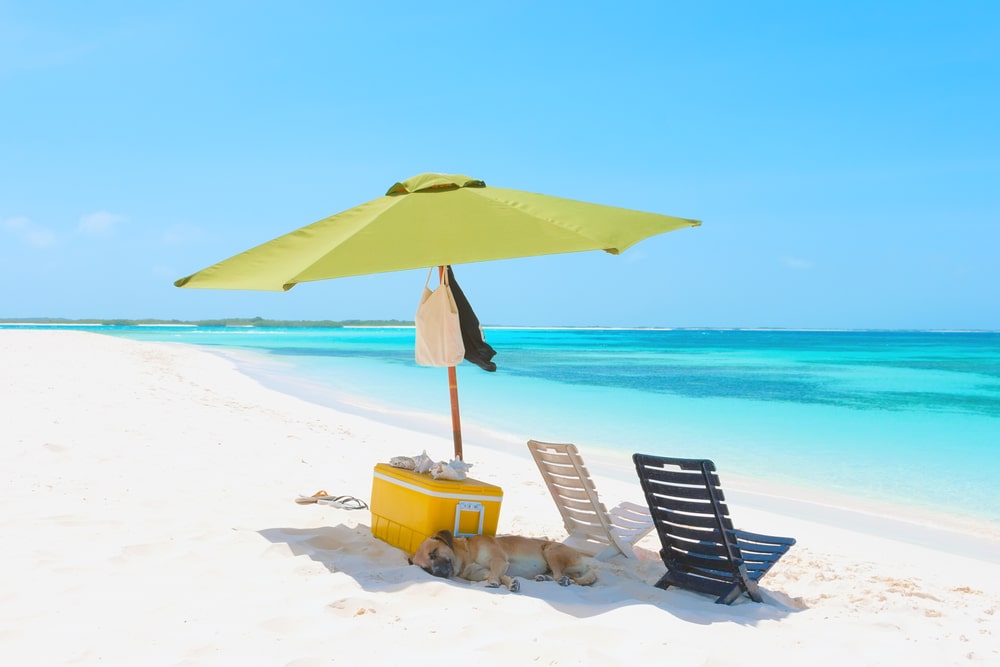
(175, 173), (700, 291)
(174, 173), (700, 460)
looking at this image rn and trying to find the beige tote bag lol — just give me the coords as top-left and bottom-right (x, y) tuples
(415, 268), (465, 367)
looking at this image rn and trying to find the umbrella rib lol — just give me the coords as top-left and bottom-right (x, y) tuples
(467, 186), (699, 255)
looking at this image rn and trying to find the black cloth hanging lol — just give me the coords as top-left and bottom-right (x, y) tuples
(446, 266), (497, 372)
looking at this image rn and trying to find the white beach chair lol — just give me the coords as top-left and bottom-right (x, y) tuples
(527, 439), (654, 560)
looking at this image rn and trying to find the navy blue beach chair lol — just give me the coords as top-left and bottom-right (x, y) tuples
(632, 453), (796, 604)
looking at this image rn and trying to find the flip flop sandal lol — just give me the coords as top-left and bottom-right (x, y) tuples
(294, 490), (330, 505)
(316, 495), (369, 510)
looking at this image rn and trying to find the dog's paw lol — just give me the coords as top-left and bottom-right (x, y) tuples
(534, 574), (553, 582)
(509, 578), (520, 593)
(557, 576), (572, 586)
(485, 581), (500, 588)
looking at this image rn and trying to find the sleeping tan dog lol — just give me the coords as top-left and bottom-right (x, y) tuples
(409, 529), (596, 592)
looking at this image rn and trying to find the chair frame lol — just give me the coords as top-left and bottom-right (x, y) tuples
(633, 453), (796, 604)
(528, 440), (653, 559)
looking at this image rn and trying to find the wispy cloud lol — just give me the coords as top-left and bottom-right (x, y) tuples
(0, 18), (96, 76)
(782, 256), (814, 270)
(623, 248), (647, 263)
(162, 223), (203, 244)
(1, 216), (57, 247)
(78, 211), (126, 235)
(151, 265), (179, 279)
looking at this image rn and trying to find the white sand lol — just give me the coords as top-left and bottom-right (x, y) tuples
(1, 329), (997, 666)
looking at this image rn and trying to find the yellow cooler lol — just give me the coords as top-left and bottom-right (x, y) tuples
(370, 463), (504, 554)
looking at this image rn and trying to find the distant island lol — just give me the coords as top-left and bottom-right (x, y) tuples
(0, 317), (413, 328)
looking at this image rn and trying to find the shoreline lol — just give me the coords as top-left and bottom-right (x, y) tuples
(23, 322), (994, 554)
(209, 341), (1000, 561)
(546, 438), (1000, 563)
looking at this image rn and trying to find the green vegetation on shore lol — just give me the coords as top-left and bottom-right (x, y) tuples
(0, 317), (413, 328)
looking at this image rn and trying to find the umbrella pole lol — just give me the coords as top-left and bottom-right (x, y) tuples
(448, 365), (463, 461)
(440, 265), (464, 461)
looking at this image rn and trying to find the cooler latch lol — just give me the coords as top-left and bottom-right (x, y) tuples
(454, 501), (485, 537)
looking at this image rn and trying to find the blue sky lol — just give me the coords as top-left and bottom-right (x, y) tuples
(2, 1), (997, 329)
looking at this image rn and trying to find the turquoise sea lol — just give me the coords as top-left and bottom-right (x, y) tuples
(10, 325), (1000, 530)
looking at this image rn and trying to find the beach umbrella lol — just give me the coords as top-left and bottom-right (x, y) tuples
(175, 173), (700, 459)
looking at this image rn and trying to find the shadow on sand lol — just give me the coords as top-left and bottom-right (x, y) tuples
(259, 523), (805, 625)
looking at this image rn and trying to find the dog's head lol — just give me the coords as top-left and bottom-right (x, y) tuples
(408, 529), (456, 579)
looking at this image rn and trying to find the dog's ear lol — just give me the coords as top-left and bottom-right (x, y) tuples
(433, 529), (454, 548)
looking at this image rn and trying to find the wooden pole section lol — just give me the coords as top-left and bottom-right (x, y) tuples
(447, 364), (463, 461)
(439, 266), (463, 461)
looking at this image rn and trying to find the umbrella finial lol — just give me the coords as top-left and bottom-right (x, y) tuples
(386, 173), (485, 196)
